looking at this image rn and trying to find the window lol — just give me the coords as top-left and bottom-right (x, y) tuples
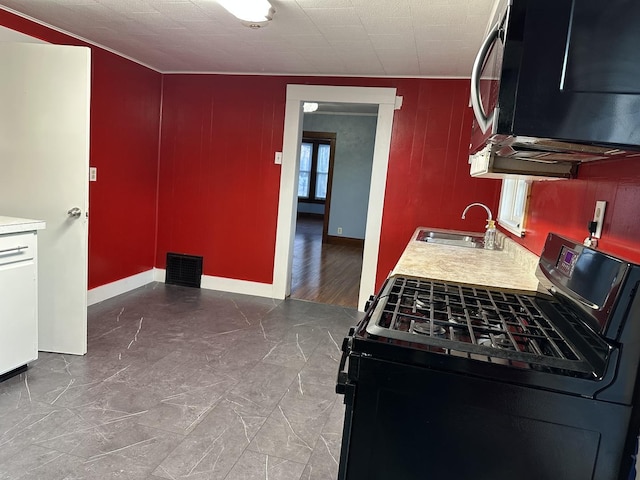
(298, 137), (332, 202)
(497, 178), (530, 237)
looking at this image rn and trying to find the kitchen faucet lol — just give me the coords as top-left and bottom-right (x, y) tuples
(461, 202), (492, 221)
(461, 203), (496, 250)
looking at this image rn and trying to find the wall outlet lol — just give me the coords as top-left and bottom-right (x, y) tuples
(592, 200), (607, 238)
(337, 227), (343, 235)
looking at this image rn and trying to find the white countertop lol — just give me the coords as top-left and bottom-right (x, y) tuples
(0, 216), (46, 235)
(391, 227), (541, 293)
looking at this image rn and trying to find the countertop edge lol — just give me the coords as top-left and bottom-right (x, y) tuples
(0, 216), (46, 235)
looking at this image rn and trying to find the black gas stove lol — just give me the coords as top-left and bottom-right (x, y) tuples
(336, 233), (640, 480)
(364, 276), (609, 375)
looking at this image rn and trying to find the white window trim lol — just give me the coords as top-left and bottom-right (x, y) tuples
(497, 178), (530, 237)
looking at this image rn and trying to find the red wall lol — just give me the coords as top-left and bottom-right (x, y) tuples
(515, 158), (640, 264)
(157, 76), (502, 289)
(88, 51), (161, 288)
(0, 11), (162, 289)
(157, 75), (284, 283)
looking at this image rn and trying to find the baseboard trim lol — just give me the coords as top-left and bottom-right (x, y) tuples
(88, 270), (155, 306)
(325, 235), (365, 248)
(88, 269), (281, 306)
(154, 269), (278, 299)
(296, 212), (324, 219)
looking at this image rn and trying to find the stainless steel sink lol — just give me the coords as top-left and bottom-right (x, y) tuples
(416, 230), (485, 249)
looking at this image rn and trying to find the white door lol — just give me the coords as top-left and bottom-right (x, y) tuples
(0, 43), (90, 355)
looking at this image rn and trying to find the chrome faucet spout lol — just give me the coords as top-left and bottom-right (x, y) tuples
(461, 202), (493, 221)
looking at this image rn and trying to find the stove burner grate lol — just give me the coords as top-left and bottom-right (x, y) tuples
(367, 276), (608, 375)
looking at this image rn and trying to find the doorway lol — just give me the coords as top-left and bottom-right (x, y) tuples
(273, 85), (398, 311)
(297, 131), (336, 243)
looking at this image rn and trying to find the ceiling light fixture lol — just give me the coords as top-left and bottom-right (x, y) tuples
(303, 102), (319, 113)
(217, 0), (275, 26)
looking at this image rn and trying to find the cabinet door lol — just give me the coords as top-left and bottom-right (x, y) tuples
(0, 257), (37, 375)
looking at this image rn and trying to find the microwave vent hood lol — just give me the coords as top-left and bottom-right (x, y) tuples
(470, 144), (577, 180)
(470, 0), (640, 170)
(491, 135), (639, 163)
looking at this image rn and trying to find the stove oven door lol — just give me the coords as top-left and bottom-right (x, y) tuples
(337, 353), (632, 480)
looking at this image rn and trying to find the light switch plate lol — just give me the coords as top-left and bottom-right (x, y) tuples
(593, 200), (606, 238)
(274, 152), (282, 164)
(89, 167), (97, 182)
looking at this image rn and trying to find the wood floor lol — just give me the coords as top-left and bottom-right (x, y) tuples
(290, 216), (364, 308)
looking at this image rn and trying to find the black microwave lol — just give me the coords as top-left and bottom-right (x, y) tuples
(470, 0), (640, 166)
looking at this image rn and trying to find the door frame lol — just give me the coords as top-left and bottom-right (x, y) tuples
(273, 84), (397, 311)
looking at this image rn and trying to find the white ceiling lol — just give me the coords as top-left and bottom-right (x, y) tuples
(0, 0), (495, 77)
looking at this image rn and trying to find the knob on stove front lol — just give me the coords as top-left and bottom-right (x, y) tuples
(365, 295), (376, 311)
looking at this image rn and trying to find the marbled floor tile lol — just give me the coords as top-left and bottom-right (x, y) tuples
(152, 400), (266, 480)
(134, 379), (231, 435)
(225, 450), (306, 480)
(0, 373), (45, 412)
(224, 362), (300, 417)
(127, 349), (227, 395)
(35, 417), (182, 467)
(77, 455), (153, 480)
(0, 443), (74, 479)
(0, 404), (78, 449)
(248, 380), (337, 464)
(320, 397), (347, 437)
(260, 328), (323, 371)
(299, 431), (341, 480)
(205, 329), (275, 375)
(297, 333), (344, 388)
(49, 377), (163, 425)
(301, 398), (346, 479)
(0, 367), (96, 408)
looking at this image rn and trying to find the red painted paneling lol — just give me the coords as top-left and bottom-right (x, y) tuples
(0, 10), (162, 289)
(157, 76), (501, 288)
(157, 76), (285, 283)
(516, 158), (640, 264)
(88, 50), (161, 288)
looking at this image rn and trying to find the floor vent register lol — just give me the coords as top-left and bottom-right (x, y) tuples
(165, 253), (203, 288)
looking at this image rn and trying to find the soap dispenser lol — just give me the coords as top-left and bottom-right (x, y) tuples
(484, 220), (496, 250)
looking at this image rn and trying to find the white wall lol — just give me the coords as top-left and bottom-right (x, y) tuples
(302, 113), (378, 239)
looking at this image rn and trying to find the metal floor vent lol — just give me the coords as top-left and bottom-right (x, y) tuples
(165, 253), (203, 288)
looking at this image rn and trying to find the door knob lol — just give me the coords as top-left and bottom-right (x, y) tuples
(67, 207), (82, 219)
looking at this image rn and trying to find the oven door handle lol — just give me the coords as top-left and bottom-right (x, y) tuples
(336, 328), (355, 396)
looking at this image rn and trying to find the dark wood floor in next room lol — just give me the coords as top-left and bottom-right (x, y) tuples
(290, 216), (364, 308)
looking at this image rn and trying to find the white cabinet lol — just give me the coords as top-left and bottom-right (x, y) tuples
(0, 219), (44, 376)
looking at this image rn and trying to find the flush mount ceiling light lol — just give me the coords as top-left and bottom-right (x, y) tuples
(217, 0), (275, 28)
(303, 102), (319, 113)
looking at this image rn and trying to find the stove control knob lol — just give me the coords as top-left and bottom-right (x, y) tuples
(341, 336), (352, 353)
(365, 295), (376, 311)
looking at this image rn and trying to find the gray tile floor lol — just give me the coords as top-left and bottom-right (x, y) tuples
(0, 283), (361, 479)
